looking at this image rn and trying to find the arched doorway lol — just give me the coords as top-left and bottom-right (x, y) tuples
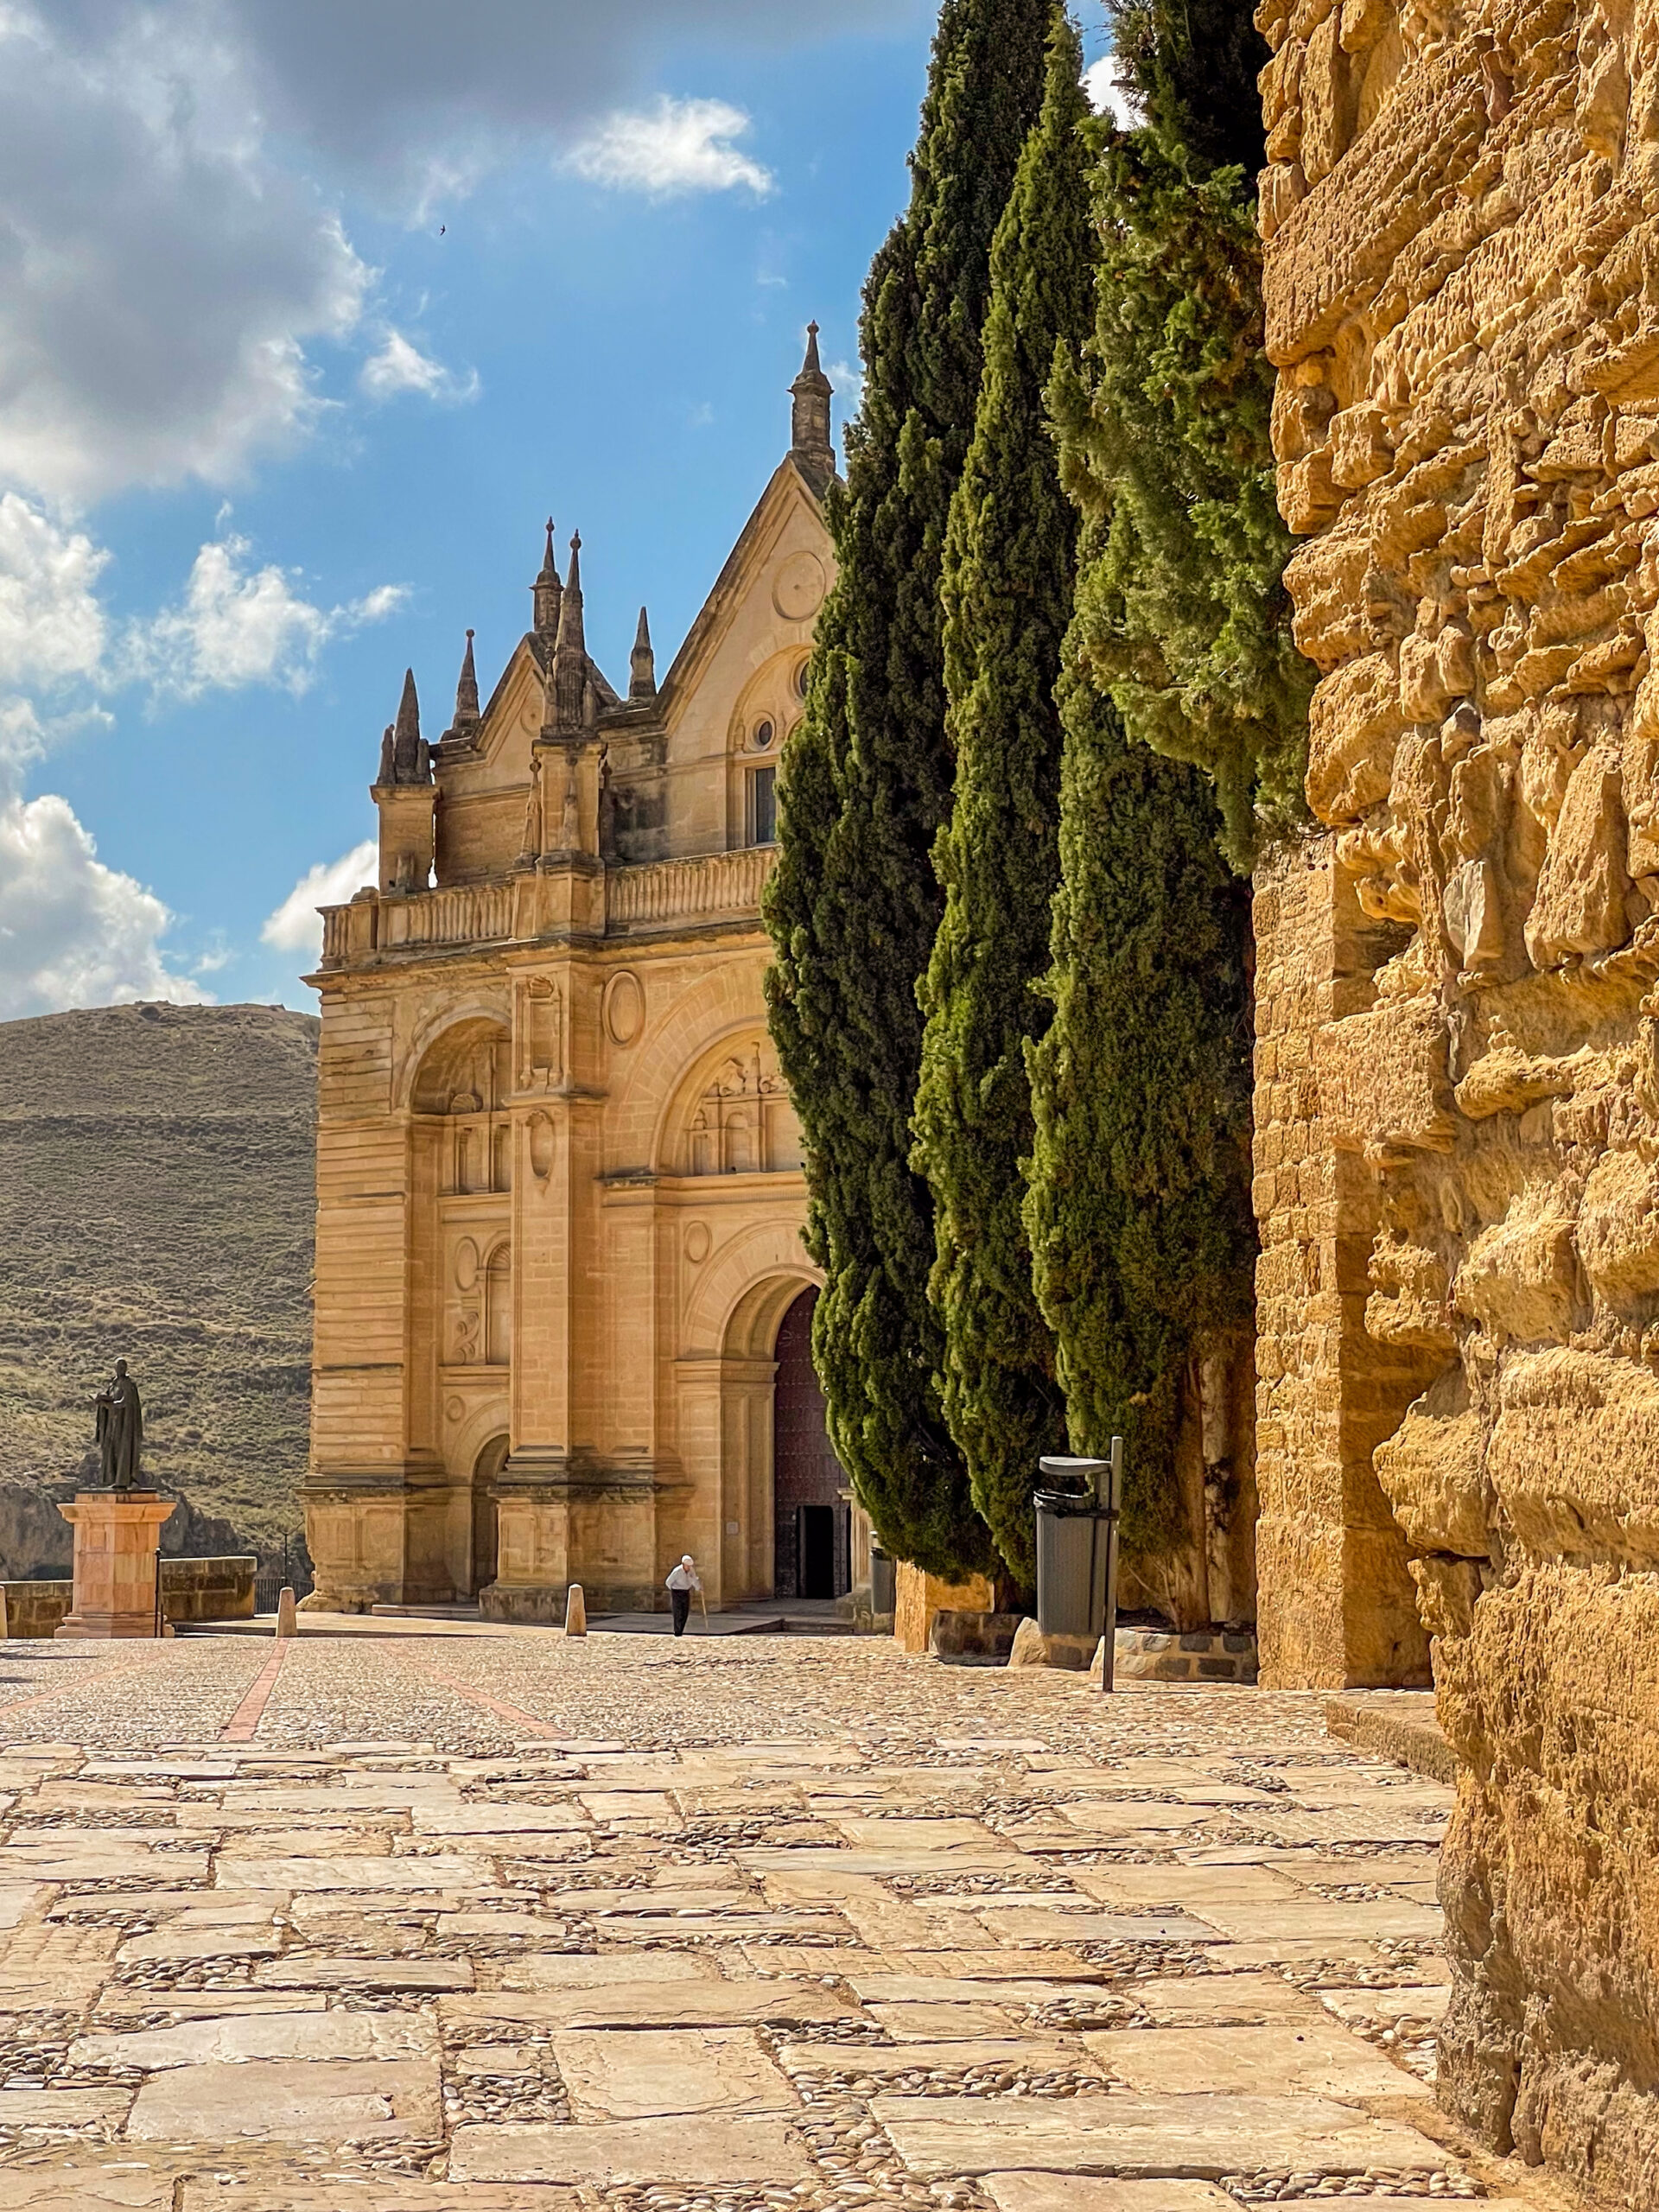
(472, 1433), (505, 1597)
(772, 1287), (848, 1599)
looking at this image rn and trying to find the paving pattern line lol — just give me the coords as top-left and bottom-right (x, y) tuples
(403, 1656), (563, 1737)
(219, 1638), (291, 1741)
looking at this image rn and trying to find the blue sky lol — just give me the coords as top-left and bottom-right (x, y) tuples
(0, 2), (1115, 1018)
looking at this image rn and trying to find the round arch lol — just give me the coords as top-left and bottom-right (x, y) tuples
(397, 998), (512, 1113)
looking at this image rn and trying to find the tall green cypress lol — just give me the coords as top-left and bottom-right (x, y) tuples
(1023, 651), (1254, 1552)
(1022, 0), (1269, 1547)
(1052, 0), (1308, 870)
(765, 0), (1051, 1580)
(910, 11), (1093, 1589)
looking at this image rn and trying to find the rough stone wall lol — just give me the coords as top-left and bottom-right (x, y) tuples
(1253, 840), (1432, 1690)
(1258, 0), (1659, 2197)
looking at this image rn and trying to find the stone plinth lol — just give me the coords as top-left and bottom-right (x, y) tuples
(55, 1491), (176, 1639)
(893, 1563), (995, 1656)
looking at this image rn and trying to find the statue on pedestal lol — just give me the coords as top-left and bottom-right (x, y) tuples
(93, 1360), (143, 1491)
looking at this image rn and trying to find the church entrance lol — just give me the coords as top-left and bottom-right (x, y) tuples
(772, 1287), (848, 1599)
(472, 1434), (505, 1597)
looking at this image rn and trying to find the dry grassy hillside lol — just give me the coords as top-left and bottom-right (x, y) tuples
(0, 1001), (317, 1573)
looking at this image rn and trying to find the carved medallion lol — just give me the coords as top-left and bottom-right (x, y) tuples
(605, 969), (645, 1047)
(773, 550), (827, 622)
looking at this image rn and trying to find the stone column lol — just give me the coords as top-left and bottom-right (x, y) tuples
(1251, 842), (1431, 1689)
(55, 1492), (176, 1639)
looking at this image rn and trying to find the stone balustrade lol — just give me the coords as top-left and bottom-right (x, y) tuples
(317, 846), (777, 969)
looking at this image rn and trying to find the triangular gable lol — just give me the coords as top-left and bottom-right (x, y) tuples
(658, 457), (830, 718)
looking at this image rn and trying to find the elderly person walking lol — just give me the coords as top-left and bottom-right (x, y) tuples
(665, 1554), (702, 1637)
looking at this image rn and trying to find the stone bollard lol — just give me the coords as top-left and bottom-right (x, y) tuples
(276, 1586), (297, 1640)
(564, 1583), (587, 1637)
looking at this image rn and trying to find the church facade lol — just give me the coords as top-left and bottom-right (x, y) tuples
(303, 336), (852, 1618)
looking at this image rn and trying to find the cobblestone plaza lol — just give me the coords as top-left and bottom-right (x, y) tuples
(0, 1624), (1550, 2209)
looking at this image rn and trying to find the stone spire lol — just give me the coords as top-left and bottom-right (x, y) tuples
(629, 606), (657, 702)
(451, 629), (480, 734)
(532, 518), (562, 636)
(790, 321), (835, 495)
(390, 668), (429, 783)
(551, 531), (588, 732)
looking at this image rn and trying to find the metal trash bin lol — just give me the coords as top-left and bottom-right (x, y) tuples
(1033, 1487), (1109, 1638)
(869, 1544), (896, 1617)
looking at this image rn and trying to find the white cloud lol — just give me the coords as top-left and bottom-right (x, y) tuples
(134, 535), (405, 701)
(1083, 54), (1145, 131)
(0, 495), (108, 690)
(262, 840), (378, 956)
(360, 330), (480, 404)
(0, 772), (208, 1019)
(0, 6), (368, 503)
(564, 98), (772, 199)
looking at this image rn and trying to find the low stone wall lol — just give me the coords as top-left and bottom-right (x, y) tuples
(161, 1555), (256, 1624)
(1, 1582), (72, 1638)
(0, 1556), (256, 1637)
(1104, 1626), (1258, 1686)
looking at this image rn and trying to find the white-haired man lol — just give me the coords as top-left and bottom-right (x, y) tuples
(664, 1554), (702, 1637)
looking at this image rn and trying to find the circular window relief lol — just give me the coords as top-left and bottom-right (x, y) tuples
(753, 718), (775, 751)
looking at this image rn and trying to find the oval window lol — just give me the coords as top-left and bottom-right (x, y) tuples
(796, 660), (810, 698)
(753, 717), (775, 750)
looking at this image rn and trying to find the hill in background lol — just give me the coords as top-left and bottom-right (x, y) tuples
(0, 1001), (317, 1578)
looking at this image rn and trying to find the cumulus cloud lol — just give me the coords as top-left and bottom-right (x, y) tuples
(0, 772), (208, 1019)
(134, 535), (406, 701)
(262, 840), (378, 957)
(564, 98), (772, 198)
(0, 2), (904, 502)
(0, 6), (368, 503)
(1083, 54), (1145, 131)
(360, 331), (480, 404)
(229, 0), (906, 204)
(0, 495), (108, 690)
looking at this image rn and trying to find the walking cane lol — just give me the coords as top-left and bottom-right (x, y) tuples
(697, 1586), (709, 1631)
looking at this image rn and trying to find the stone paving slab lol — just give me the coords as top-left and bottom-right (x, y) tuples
(449, 2112), (818, 2185)
(1084, 2020), (1434, 2098)
(0, 2173), (175, 2211)
(178, 2191), (581, 2211)
(873, 2089), (1448, 2178)
(552, 2025), (793, 2118)
(126, 2056), (442, 2142)
(986, 2181), (1236, 2212)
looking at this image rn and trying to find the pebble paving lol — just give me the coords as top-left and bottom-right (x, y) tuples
(0, 1624), (1560, 2211)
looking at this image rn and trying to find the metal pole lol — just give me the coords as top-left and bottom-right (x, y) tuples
(1100, 1434), (1123, 1694)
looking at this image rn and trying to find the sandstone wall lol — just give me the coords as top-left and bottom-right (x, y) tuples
(1257, 0), (1659, 2196)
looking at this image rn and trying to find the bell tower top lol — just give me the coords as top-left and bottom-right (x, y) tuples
(790, 322), (835, 496)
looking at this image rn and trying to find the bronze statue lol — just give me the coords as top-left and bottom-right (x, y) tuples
(94, 1360), (143, 1490)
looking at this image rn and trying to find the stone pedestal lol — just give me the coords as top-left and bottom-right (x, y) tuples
(54, 1491), (176, 1639)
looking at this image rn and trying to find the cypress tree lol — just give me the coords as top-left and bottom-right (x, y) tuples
(765, 0), (1051, 1580)
(1022, 0), (1268, 1545)
(1023, 649), (1254, 1551)
(1052, 0), (1309, 870)
(910, 10), (1093, 1589)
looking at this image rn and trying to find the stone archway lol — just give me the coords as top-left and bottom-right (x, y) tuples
(714, 1269), (817, 1605)
(471, 1433), (506, 1599)
(772, 1287), (847, 1599)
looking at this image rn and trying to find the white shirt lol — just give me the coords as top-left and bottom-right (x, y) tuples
(665, 1562), (701, 1592)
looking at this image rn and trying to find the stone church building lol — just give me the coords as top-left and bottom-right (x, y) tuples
(304, 334), (855, 1620)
